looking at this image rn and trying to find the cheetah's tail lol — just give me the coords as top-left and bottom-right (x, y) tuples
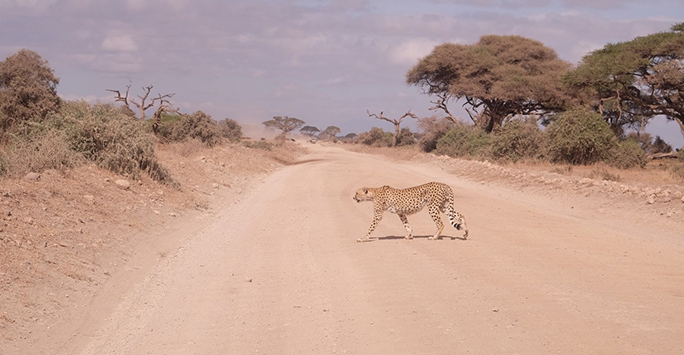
(446, 205), (469, 239)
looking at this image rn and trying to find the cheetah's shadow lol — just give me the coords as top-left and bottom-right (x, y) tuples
(375, 234), (467, 241)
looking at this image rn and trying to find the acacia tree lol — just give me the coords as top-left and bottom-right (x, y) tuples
(564, 23), (684, 144)
(0, 49), (60, 134)
(300, 125), (321, 138)
(406, 35), (571, 132)
(320, 126), (341, 140)
(263, 116), (305, 137)
(367, 109), (417, 146)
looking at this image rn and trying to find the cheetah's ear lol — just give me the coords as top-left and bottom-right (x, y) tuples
(363, 188), (368, 194)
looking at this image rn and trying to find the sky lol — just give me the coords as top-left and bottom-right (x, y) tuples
(1, 0), (683, 146)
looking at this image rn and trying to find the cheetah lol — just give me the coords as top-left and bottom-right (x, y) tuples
(353, 182), (468, 242)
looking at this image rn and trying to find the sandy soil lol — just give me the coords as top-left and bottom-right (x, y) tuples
(3, 142), (684, 354)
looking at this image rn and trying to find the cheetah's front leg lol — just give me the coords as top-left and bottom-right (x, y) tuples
(357, 209), (383, 242)
(398, 214), (413, 240)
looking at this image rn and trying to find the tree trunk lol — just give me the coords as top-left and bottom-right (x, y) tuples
(676, 117), (684, 149)
(393, 123), (400, 147)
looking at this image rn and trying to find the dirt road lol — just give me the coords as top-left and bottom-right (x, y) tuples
(43, 144), (684, 354)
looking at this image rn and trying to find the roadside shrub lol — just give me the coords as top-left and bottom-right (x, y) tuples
(218, 118), (243, 142)
(155, 113), (182, 140)
(627, 132), (673, 154)
(649, 135), (673, 154)
(491, 117), (544, 161)
(243, 140), (273, 151)
(357, 127), (393, 147)
(606, 139), (648, 169)
(417, 116), (455, 152)
(396, 127), (416, 146)
(6, 128), (83, 176)
(626, 132), (652, 151)
(546, 108), (617, 165)
(0, 149), (9, 176)
(58, 101), (173, 183)
(0, 49), (61, 135)
(587, 167), (621, 181)
(435, 124), (492, 158)
(166, 111), (223, 147)
(670, 163), (684, 181)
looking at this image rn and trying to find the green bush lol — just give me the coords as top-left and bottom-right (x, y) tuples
(157, 111), (224, 147)
(219, 118), (243, 142)
(626, 132), (673, 154)
(357, 127), (393, 147)
(435, 124), (492, 158)
(606, 139), (648, 169)
(56, 101), (173, 183)
(396, 128), (416, 146)
(155, 113), (182, 140)
(417, 116), (455, 152)
(491, 117), (544, 161)
(546, 108), (617, 165)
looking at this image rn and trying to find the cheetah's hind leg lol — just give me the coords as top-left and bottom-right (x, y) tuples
(455, 212), (468, 239)
(427, 206), (445, 240)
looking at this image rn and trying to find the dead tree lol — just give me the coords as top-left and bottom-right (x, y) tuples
(107, 82), (177, 121)
(367, 109), (417, 146)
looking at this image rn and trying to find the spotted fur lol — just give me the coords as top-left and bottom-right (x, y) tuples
(353, 182), (468, 242)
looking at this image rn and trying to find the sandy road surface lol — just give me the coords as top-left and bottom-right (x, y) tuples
(46, 144), (683, 354)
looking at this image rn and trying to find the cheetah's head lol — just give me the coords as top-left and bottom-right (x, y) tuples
(353, 188), (375, 203)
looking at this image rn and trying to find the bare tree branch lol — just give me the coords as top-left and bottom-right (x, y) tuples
(367, 109), (417, 146)
(106, 82), (132, 107)
(428, 92), (458, 124)
(151, 93), (179, 134)
(107, 82), (176, 123)
(129, 85), (154, 119)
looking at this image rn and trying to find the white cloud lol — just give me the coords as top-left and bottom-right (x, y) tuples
(125, 0), (145, 11)
(89, 53), (142, 73)
(252, 69), (267, 78)
(73, 54), (96, 64)
(8, 0), (57, 9)
(125, 0), (187, 12)
(388, 39), (440, 67)
(274, 85), (300, 98)
(323, 76), (349, 86)
(101, 32), (139, 52)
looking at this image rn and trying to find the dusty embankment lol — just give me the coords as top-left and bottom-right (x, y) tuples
(3, 141), (684, 354)
(0, 140), (305, 354)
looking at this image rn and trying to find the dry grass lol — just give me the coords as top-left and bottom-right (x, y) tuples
(550, 165), (573, 175)
(5, 129), (84, 177)
(586, 167), (621, 182)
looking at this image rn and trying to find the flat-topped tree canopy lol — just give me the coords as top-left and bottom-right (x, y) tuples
(407, 35), (571, 132)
